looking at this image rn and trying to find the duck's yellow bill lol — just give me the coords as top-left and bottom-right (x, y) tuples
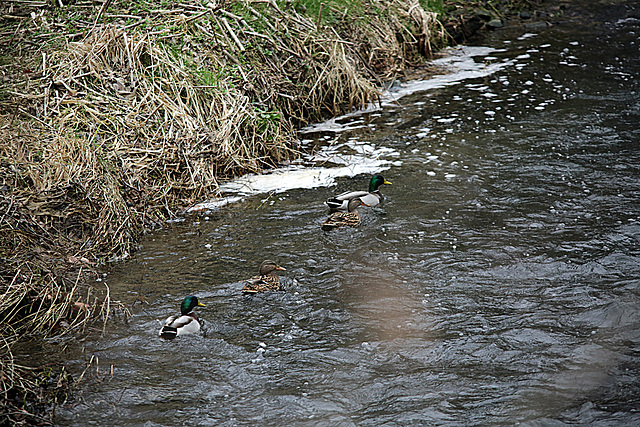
(198, 302), (206, 307)
(384, 179), (392, 185)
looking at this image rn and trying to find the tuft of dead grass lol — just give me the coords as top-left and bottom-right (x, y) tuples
(40, 23), (294, 200)
(0, 261), (119, 425)
(0, 119), (130, 424)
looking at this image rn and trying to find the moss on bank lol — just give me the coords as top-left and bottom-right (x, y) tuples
(1, 0), (446, 423)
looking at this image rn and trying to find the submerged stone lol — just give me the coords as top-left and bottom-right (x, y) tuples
(475, 9), (492, 21)
(486, 19), (504, 29)
(525, 21), (550, 30)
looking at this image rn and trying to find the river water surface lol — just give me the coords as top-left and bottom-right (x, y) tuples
(58, 7), (640, 426)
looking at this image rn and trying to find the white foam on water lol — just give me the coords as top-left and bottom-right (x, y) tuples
(218, 162), (394, 196)
(379, 46), (512, 107)
(518, 33), (538, 40)
(301, 46), (513, 135)
(188, 155), (400, 211)
(189, 45), (520, 212)
(187, 196), (244, 213)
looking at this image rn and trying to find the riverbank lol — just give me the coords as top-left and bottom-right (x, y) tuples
(0, 0), (553, 423)
(1, 0), (447, 423)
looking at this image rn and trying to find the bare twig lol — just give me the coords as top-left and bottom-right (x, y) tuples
(221, 17), (245, 52)
(91, 0), (113, 33)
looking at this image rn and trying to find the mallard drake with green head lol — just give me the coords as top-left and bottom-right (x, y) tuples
(325, 174), (392, 211)
(159, 296), (206, 340)
(241, 260), (287, 293)
(321, 197), (369, 231)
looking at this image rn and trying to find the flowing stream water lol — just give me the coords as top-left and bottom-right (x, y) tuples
(56, 6), (640, 426)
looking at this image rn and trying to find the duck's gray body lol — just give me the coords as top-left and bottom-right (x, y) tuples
(325, 191), (383, 211)
(325, 174), (391, 212)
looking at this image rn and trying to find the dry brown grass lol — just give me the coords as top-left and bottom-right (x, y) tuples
(0, 258), (116, 425)
(37, 23), (294, 204)
(0, 119), (129, 424)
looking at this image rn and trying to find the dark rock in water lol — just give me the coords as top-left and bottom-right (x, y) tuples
(443, 14), (485, 43)
(519, 11), (531, 20)
(486, 19), (504, 29)
(525, 21), (549, 30)
(475, 9), (492, 21)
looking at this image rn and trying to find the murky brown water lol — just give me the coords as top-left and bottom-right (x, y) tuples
(56, 8), (640, 426)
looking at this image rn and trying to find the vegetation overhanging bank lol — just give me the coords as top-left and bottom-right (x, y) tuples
(0, 0), (540, 423)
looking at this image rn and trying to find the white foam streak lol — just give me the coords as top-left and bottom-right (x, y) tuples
(380, 47), (511, 106)
(219, 163), (392, 196)
(189, 45), (515, 212)
(301, 46), (512, 134)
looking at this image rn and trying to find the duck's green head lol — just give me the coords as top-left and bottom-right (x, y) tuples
(369, 174), (392, 192)
(181, 295), (205, 315)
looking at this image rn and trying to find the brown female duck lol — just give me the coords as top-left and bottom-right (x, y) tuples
(241, 260), (287, 293)
(321, 197), (369, 231)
